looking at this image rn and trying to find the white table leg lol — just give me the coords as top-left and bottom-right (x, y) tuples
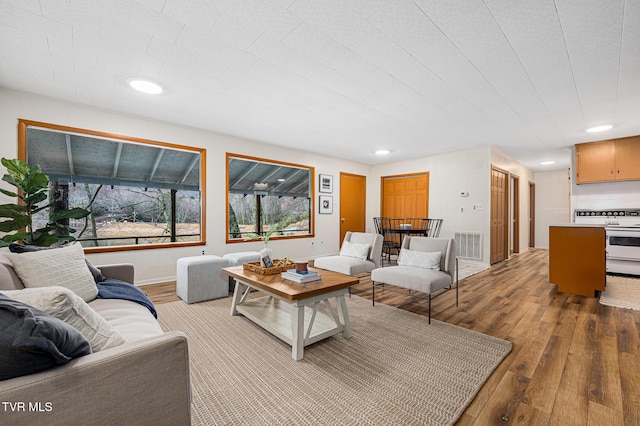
(336, 295), (352, 339)
(291, 304), (305, 361)
(230, 281), (245, 316)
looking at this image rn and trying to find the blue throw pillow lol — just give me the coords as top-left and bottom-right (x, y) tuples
(0, 294), (92, 381)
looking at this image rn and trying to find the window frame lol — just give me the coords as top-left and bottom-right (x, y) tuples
(17, 119), (206, 253)
(226, 152), (315, 243)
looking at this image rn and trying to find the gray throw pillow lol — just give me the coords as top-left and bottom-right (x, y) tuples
(0, 294), (92, 381)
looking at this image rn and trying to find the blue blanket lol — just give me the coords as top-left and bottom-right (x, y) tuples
(96, 279), (157, 319)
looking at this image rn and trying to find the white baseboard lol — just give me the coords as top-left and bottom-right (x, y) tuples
(135, 276), (176, 287)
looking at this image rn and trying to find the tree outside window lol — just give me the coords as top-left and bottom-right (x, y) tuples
(227, 154), (314, 242)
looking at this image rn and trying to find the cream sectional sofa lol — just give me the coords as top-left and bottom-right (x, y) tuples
(0, 254), (191, 426)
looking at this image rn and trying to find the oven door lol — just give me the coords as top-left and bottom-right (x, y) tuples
(606, 230), (640, 260)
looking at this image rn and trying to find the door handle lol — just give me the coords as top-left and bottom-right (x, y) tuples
(341, 218), (345, 223)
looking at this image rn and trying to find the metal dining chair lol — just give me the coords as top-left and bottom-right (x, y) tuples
(425, 219), (443, 237)
(381, 218), (403, 264)
(373, 217), (383, 234)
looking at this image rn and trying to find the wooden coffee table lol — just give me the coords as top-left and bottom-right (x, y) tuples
(222, 265), (358, 361)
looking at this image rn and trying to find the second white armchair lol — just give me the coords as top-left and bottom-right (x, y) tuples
(313, 231), (383, 276)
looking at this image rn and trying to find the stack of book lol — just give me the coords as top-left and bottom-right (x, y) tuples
(281, 269), (321, 283)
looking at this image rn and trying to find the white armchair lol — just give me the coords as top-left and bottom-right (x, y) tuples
(370, 236), (458, 323)
(313, 232), (383, 276)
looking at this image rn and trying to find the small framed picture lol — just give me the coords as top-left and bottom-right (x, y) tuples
(262, 254), (274, 268)
(319, 174), (333, 193)
(319, 195), (333, 214)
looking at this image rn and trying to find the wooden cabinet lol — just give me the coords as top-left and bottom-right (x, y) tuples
(549, 225), (605, 297)
(576, 135), (640, 184)
(576, 140), (616, 183)
(615, 137), (640, 181)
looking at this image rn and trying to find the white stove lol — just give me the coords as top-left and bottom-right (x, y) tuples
(575, 209), (640, 276)
(574, 209), (640, 226)
(576, 209), (640, 276)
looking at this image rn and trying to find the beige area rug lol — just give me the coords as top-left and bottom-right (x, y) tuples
(601, 275), (640, 310)
(157, 295), (512, 426)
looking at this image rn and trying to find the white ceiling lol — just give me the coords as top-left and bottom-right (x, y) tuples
(1, 0), (639, 172)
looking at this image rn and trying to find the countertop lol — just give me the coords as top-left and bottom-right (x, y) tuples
(548, 223), (605, 228)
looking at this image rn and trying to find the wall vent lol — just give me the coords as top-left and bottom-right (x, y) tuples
(454, 232), (483, 260)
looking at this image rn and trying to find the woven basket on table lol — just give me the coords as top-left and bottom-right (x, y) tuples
(242, 259), (295, 275)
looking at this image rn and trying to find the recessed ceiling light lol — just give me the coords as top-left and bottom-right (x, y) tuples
(375, 149), (390, 155)
(253, 182), (269, 190)
(127, 78), (164, 94)
(540, 161), (555, 165)
(586, 124), (612, 133)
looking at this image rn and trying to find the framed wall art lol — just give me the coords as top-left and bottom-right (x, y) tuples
(319, 174), (333, 193)
(319, 195), (333, 214)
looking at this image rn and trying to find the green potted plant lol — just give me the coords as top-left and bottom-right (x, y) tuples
(248, 227), (279, 267)
(0, 158), (90, 247)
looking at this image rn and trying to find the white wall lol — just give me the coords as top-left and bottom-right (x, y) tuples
(369, 146), (536, 265)
(0, 89), (369, 284)
(572, 180), (640, 211)
(0, 88), (541, 280)
(370, 147), (493, 264)
(533, 170), (571, 249)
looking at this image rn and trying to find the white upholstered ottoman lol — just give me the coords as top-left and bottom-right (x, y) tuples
(222, 251), (261, 266)
(176, 255), (229, 303)
(222, 251), (260, 291)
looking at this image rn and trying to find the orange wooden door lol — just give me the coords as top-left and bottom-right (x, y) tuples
(512, 175), (519, 254)
(529, 182), (535, 248)
(491, 168), (508, 264)
(339, 172), (366, 246)
(381, 173), (429, 218)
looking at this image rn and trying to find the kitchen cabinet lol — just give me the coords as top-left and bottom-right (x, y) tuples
(549, 225), (605, 297)
(614, 137), (640, 181)
(576, 135), (640, 184)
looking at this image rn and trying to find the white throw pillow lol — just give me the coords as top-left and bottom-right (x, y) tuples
(340, 241), (370, 260)
(1, 286), (127, 351)
(5, 242), (98, 302)
(397, 248), (442, 271)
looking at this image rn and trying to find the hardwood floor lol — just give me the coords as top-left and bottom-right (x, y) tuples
(143, 281), (180, 304)
(143, 249), (639, 425)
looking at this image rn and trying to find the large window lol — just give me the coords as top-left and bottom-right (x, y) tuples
(18, 120), (205, 252)
(227, 153), (314, 242)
